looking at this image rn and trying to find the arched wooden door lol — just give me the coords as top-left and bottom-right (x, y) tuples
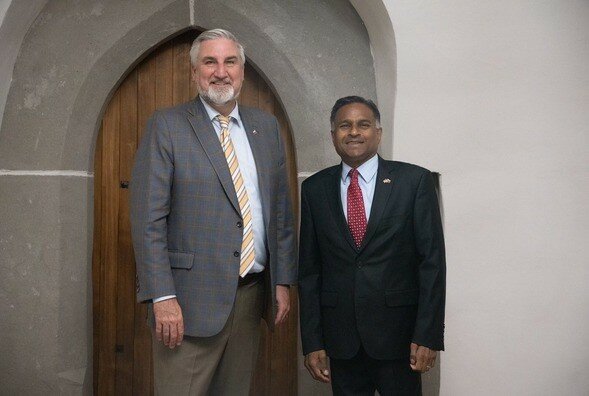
(92, 30), (299, 395)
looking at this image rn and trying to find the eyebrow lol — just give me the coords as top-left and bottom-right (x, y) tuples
(338, 118), (373, 124)
(201, 56), (239, 62)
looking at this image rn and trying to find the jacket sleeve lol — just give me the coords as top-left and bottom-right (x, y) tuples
(412, 171), (446, 350)
(130, 111), (176, 303)
(298, 182), (325, 354)
(273, 116), (298, 285)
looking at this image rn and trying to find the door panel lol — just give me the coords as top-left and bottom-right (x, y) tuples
(93, 30), (298, 395)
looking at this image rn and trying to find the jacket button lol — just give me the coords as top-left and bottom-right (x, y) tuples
(357, 260), (363, 268)
(236, 221), (243, 228)
(233, 251), (240, 257)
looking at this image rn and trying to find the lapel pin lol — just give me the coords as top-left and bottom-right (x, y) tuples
(252, 129), (258, 135)
(383, 178), (391, 184)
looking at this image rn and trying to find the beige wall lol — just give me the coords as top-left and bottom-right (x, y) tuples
(379, 1), (589, 394)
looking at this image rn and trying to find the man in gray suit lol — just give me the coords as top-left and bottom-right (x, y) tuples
(130, 29), (297, 395)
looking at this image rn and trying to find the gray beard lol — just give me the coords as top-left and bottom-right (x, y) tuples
(198, 84), (238, 105)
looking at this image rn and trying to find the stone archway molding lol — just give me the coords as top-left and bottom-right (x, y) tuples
(350, 0), (397, 154)
(66, 1), (313, 173)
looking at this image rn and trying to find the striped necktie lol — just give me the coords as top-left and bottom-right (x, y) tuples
(217, 115), (256, 277)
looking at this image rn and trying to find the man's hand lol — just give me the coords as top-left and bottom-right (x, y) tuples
(410, 343), (437, 373)
(153, 298), (184, 349)
(304, 350), (330, 383)
(274, 285), (290, 325)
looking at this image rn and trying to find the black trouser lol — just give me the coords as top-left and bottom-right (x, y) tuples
(330, 345), (422, 396)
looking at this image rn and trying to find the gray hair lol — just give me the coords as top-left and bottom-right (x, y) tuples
(189, 29), (245, 66)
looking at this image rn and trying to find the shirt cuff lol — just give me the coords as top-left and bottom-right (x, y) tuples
(153, 295), (176, 303)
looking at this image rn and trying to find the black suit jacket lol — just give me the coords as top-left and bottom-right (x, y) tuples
(298, 157), (446, 360)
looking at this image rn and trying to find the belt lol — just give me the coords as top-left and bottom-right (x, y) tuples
(238, 270), (264, 287)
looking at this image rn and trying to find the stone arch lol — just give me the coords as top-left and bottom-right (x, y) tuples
(64, 2), (312, 173)
(1, 0), (377, 172)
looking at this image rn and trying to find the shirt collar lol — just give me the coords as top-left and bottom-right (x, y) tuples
(341, 154), (379, 183)
(199, 96), (242, 128)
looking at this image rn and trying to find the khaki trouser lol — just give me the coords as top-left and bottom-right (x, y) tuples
(152, 279), (264, 395)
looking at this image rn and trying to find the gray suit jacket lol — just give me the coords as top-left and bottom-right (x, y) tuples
(130, 97), (297, 337)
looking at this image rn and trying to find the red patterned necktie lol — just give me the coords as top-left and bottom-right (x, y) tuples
(347, 168), (367, 248)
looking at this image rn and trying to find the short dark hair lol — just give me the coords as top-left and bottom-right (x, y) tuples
(330, 96), (381, 127)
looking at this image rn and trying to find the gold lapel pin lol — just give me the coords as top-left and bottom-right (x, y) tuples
(252, 129), (258, 135)
(383, 178), (391, 184)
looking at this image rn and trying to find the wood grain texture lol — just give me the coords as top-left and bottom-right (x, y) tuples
(115, 71), (138, 395)
(173, 40), (191, 105)
(155, 41), (174, 110)
(239, 64), (259, 108)
(97, 89), (120, 395)
(137, 53), (156, 141)
(92, 125), (103, 396)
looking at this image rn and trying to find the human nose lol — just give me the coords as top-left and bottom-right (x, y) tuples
(349, 125), (360, 136)
(213, 64), (228, 78)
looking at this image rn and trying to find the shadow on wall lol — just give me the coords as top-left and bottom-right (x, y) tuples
(422, 355), (441, 396)
(423, 171), (443, 396)
(432, 172), (444, 225)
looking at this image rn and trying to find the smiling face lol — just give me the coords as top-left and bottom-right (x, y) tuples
(191, 38), (244, 113)
(331, 103), (382, 168)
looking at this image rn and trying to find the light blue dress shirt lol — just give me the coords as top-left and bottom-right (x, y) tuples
(340, 154), (379, 222)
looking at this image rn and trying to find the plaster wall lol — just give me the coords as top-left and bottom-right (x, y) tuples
(0, 0), (48, 132)
(384, 1), (589, 394)
(0, 0), (9, 23)
(0, 0), (375, 394)
(349, 0), (397, 155)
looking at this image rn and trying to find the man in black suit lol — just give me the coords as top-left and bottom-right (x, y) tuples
(298, 96), (446, 395)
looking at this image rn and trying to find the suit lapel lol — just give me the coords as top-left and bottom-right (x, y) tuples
(324, 165), (358, 252)
(359, 157), (396, 251)
(186, 98), (241, 215)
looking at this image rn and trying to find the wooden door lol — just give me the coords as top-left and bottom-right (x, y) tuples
(93, 30), (299, 395)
